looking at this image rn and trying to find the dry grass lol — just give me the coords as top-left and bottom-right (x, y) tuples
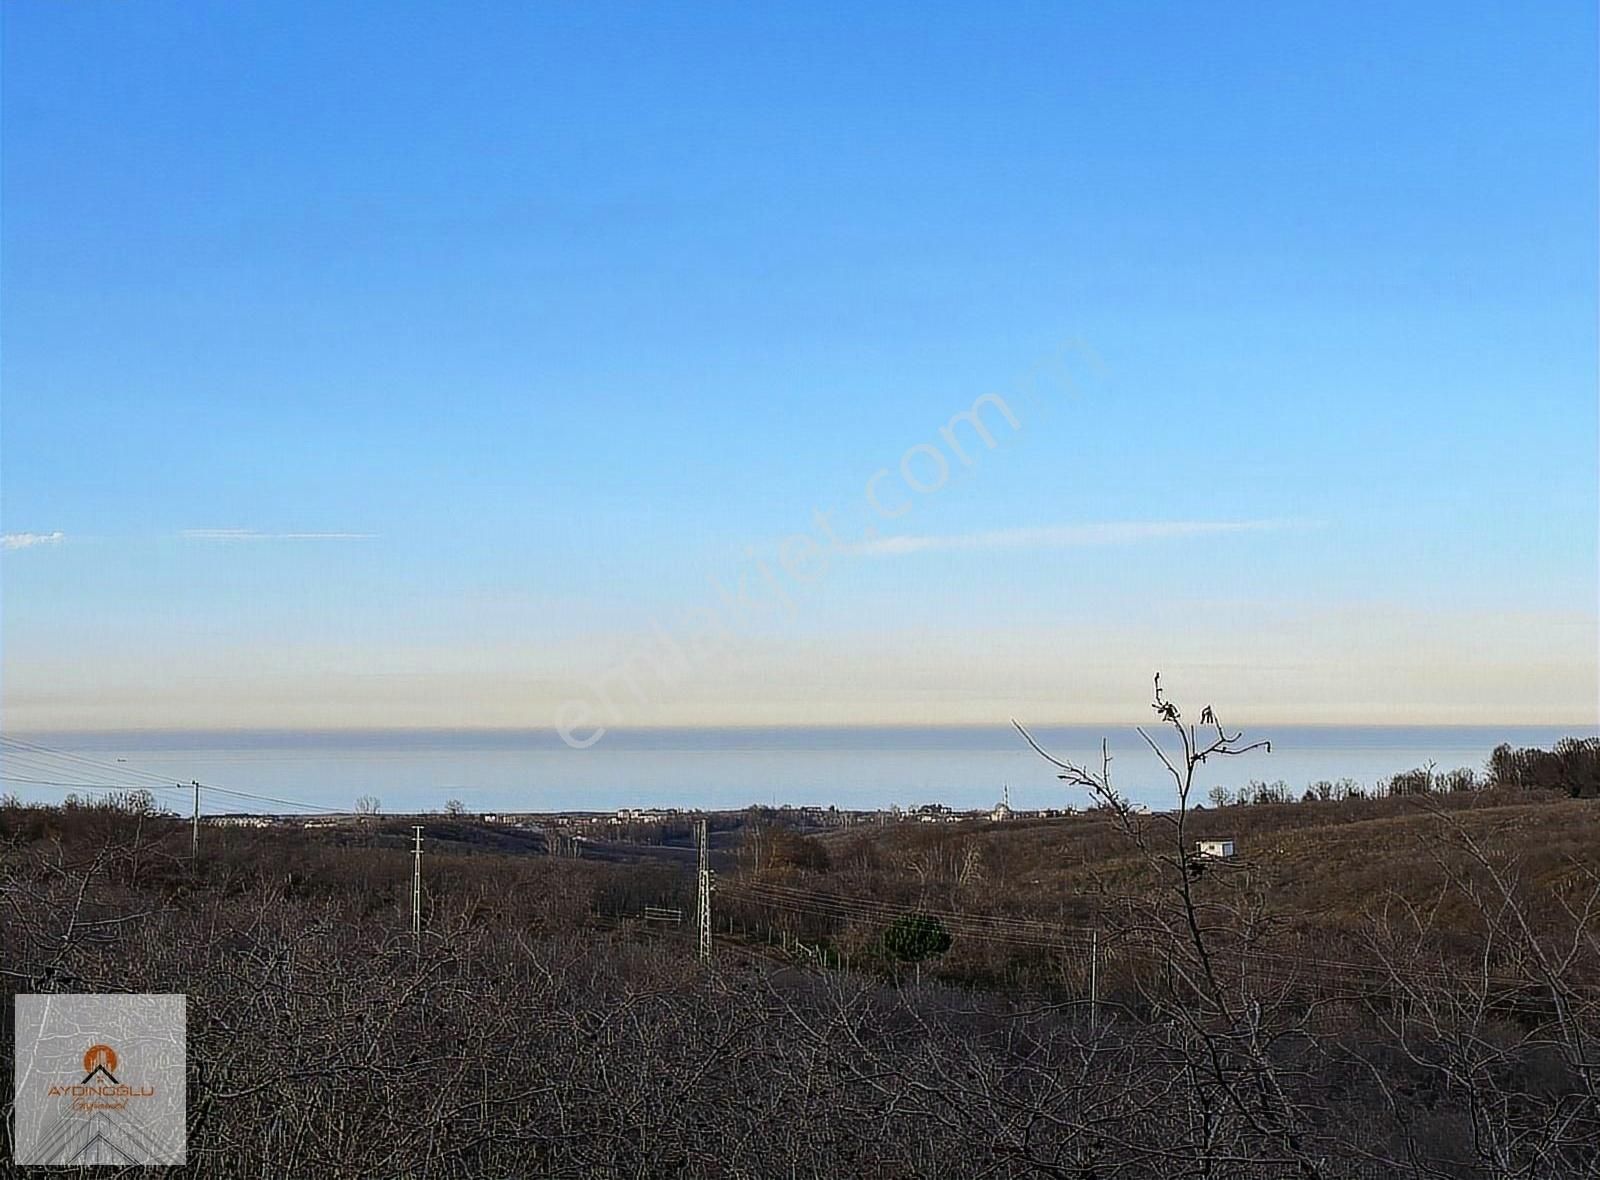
(763, 789), (1600, 990)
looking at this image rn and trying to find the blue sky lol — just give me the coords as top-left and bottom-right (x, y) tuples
(3, 2), (1595, 731)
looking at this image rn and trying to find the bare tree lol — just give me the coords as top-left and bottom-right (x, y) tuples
(1356, 798), (1600, 1175)
(1014, 673), (1335, 1174)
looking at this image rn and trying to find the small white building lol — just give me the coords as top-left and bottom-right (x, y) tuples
(990, 785), (1014, 823)
(1196, 839), (1235, 859)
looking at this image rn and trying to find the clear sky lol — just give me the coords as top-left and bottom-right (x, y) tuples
(3, 2), (1596, 734)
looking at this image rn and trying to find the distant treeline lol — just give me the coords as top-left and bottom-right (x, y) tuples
(1486, 736), (1600, 798)
(1208, 736), (1600, 807)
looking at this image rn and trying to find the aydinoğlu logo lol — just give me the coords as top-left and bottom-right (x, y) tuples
(12, 994), (186, 1165)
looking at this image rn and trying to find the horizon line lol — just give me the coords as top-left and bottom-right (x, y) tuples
(7, 720), (1595, 738)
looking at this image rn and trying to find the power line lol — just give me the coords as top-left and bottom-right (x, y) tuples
(1, 737), (346, 814)
(186, 784), (345, 814)
(0, 774), (191, 797)
(0, 769), (347, 816)
(0, 737), (180, 789)
(725, 882), (1088, 953)
(0, 756), (186, 795)
(720, 877), (1600, 1004)
(730, 880), (1090, 943)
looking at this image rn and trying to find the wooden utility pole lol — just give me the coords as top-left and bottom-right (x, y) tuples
(696, 818), (712, 964)
(191, 781), (200, 857)
(411, 825), (424, 948)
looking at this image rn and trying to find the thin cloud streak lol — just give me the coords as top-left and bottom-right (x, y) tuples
(2, 531), (65, 551)
(850, 519), (1292, 557)
(181, 529), (377, 541)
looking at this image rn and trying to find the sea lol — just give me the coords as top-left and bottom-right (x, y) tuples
(4, 725), (1594, 817)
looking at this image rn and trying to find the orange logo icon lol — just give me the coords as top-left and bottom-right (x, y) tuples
(82, 1045), (118, 1076)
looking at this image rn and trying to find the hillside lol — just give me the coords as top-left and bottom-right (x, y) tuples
(718, 789), (1600, 1002)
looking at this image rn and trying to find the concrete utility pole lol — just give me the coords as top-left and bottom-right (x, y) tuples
(696, 818), (712, 964)
(191, 781), (200, 857)
(1090, 926), (1099, 1033)
(411, 825), (424, 947)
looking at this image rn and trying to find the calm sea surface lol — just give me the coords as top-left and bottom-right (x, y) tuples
(5, 726), (1595, 816)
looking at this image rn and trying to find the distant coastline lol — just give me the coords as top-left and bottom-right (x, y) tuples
(5, 725), (1594, 816)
